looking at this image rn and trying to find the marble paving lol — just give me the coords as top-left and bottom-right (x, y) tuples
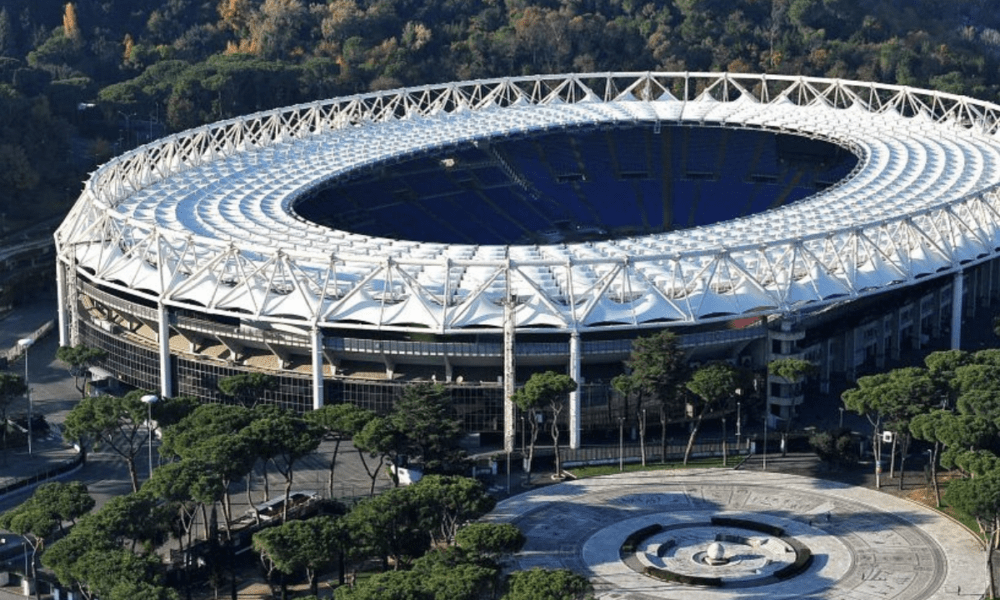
(486, 470), (987, 599)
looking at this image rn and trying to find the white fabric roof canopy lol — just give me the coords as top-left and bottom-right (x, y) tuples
(56, 73), (1000, 333)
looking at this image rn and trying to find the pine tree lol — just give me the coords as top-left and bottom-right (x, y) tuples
(122, 32), (135, 65)
(62, 2), (83, 47)
(0, 8), (15, 57)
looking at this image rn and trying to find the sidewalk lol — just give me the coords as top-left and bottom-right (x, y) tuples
(0, 435), (82, 505)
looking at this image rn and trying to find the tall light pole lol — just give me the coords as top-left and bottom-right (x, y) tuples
(141, 394), (159, 479)
(736, 401), (742, 450)
(17, 338), (33, 455)
(839, 406), (845, 429)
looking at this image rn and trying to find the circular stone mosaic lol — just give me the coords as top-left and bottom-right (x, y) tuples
(485, 470), (986, 600)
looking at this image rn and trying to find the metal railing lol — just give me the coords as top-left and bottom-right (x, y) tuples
(558, 438), (748, 468)
(0, 451), (84, 498)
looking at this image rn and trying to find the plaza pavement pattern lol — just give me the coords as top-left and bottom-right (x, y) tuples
(486, 469), (986, 599)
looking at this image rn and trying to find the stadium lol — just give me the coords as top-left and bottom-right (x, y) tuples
(54, 72), (1000, 450)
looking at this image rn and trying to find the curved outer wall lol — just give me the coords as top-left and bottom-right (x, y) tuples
(54, 73), (1000, 443)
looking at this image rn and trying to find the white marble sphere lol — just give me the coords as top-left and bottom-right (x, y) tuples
(706, 542), (726, 564)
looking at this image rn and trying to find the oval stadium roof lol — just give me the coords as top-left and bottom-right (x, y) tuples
(56, 73), (1000, 332)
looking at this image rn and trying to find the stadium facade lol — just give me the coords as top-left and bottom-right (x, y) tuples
(55, 73), (1000, 450)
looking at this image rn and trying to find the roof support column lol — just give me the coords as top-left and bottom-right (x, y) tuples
(569, 331), (582, 450)
(67, 248), (80, 346)
(158, 302), (173, 398)
(56, 259), (69, 347)
(503, 297), (516, 454)
(952, 270), (963, 350)
(312, 327), (324, 410)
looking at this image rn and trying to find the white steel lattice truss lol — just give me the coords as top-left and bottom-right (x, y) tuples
(56, 73), (1000, 334)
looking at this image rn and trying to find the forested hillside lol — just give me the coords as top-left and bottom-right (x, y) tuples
(2, 0), (1000, 231)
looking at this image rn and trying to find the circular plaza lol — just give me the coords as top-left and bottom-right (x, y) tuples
(485, 469), (986, 599)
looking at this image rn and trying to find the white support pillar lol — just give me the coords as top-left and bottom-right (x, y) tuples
(568, 331), (582, 450)
(66, 247), (80, 346)
(312, 327), (324, 410)
(56, 261), (69, 347)
(952, 270), (964, 350)
(503, 297), (516, 454)
(157, 302), (173, 398)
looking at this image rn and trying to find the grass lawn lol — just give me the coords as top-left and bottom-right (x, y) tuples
(935, 478), (986, 540)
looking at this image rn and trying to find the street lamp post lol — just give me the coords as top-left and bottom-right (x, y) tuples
(722, 416), (727, 467)
(839, 406), (845, 429)
(506, 449), (510, 496)
(140, 394), (159, 479)
(17, 338), (33, 455)
(117, 111), (135, 148)
(736, 401), (742, 450)
(520, 415), (525, 456)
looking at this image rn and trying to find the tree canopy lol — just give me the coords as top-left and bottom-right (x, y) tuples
(253, 515), (343, 597)
(454, 523), (525, 559)
(217, 372), (277, 407)
(243, 404), (325, 522)
(55, 344), (106, 399)
(502, 568), (593, 600)
(307, 402), (376, 497)
(42, 500), (177, 600)
(388, 383), (463, 472)
(0, 481), (95, 599)
(616, 330), (689, 462)
(62, 390), (154, 492)
(683, 362), (747, 465)
(512, 370), (577, 478)
(3, 0), (1000, 270)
